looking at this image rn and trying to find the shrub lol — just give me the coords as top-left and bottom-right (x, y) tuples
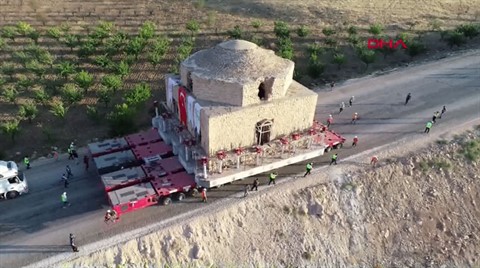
(322, 27), (336, 36)
(94, 54), (113, 68)
(445, 31), (467, 48)
(357, 47), (376, 70)
(61, 83), (83, 105)
(108, 103), (138, 136)
(277, 38), (294, 60)
(33, 88), (50, 106)
(124, 83), (152, 108)
(93, 21), (115, 40)
(406, 39), (427, 57)
(86, 105), (101, 123)
(348, 35), (360, 45)
(97, 86), (113, 107)
(2, 26), (17, 41)
(186, 20), (200, 35)
(105, 31), (127, 56)
(1, 120), (20, 142)
(18, 101), (38, 123)
(50, 100), (68, 119)
(429, 19), (443, 31)
(461, 139), (480, 161)
(1, 63), (15, 80)
(149, 52), (163, 67)
(28, 30), (40, 44)
(250, 35), (263, 46)
(227, 25), (243, 39)
(1, 86), (18, 104)
(251, 20), (263, 29)
(37, 50), (54, 67)
(64, 34), (79, 51)
(307, 43), (323, 55)
(139, 21), (156, 40)
(13, 51), (29, 67)
(47, 26), (62, 40)
(125, 36), (147, 60)
(151, 36), (171, 56)
(101, 74), (123, 92)
(307, 53), (324, 78)
(368, 23), (384, 35)
(274, 21), (290, 38)
(78, 38), (96, 58)
(16, 22), (34, 36)
(115, 60), (130, 78)
(332, 53), (346, 69)
(324, 37), (337, 48)
(456, 24), (479, 39)
(25, 60), (46, 79)
(296, 25), (310, 37)
(74, 70), (94, 93)
(176, 38), (194, 63)
(347, 26), (358, 35)
(56, 61), (77, 79)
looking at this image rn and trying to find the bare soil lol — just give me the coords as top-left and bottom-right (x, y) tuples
(0, 0), (479, 161)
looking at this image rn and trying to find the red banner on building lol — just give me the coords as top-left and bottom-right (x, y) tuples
(178, 86), (187, 126)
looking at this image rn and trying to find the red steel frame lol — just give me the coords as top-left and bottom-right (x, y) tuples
(131, 142), (173, 160)
(150, 171), (196, 197)
(108, 182), (158, 215)
(313, 120), (346, 148)
(125, 128), (162, 147)
(100, 166), (147, 192)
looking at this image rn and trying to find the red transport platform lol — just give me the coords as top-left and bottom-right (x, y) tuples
(87, 138), (130, 157)
(131, 141), (174, 160)
(108, 182), (158, 215)
(93, 150), (139, 175)
(145, 157), (184, 176)
(100, 166), (147, 192)
(312, 120), (346, 149)
(151, 171), (196, 203)
(125, 128), (162, 147)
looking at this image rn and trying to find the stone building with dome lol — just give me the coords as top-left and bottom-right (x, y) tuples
(164, 39), (318, 156)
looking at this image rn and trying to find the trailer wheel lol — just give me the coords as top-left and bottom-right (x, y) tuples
(188, 188), (199, 197)
(177, 193), (186, 201)
(161, 197), (172, 206)
(6, 191), (19, 199)
(339, 143), (344, 148)
(325, 146), (331, 152)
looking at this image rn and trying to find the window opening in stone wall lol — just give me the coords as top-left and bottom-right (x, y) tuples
(255, 119), (273, 145)
(258, 82), (266, 100)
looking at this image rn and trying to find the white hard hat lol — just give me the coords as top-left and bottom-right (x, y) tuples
(354, 136), (357, 138)
(63, 192), (66, 195)
(107, 210), (111, 213)
(355, 112), (358, 115)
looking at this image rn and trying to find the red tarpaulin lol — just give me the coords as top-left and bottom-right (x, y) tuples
(178, 86), (187, 126)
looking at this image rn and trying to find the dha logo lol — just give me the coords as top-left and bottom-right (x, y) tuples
(367, 39), (407, 49)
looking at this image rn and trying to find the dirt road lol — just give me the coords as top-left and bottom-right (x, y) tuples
(0, 49), (479, 268)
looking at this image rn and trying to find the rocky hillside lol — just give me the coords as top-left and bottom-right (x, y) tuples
(66, 131), (480, 268)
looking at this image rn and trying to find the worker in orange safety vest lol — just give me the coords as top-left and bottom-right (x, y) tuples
(352, 136), (358, 147)
(201, 188), (207, 203)
(370, 156), (378, 167)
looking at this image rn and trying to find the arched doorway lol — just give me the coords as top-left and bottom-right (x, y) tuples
(255, 119), (273, 145)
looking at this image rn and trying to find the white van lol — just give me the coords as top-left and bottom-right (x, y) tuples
(0, 161), (29, 199)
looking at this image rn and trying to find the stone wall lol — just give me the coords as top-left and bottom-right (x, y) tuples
(204, 93), (318, 155)
(191, 73), (244, 106)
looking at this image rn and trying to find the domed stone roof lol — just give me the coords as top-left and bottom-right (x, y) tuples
(181, 40), (294, 85)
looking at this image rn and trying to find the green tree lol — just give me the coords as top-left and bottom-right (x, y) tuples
(139, 21), (156, 40)
(176, 38), (194, 64)
(115, 60), (130, 78)
(332, 53), (346, 69)
(101, 74), (122, 92)
(296, 25), (310, 37)
(150, 36), (170, 56)
(369, 23), (384, 35)
(16, 22), (34, 36)
(1, 120), (20, 142)
(405, 39), (427, 58)
(357, 47), (376, 71)
(186, 20), (200, 36)
(61, 83), (83, 105)
(1, 86), (18, 105)
(50, 99), (68, 119)
(105, 31), (127, 56)
(277, 37), (294, 60)
(274, 21), (290, 39)
(56, 61), (77, 80)
(78, 38), (96, 58)
(74, 70), (94, 93)
(47, 26), (62, 40)
(37, 50), (54, 67)
(148, 52), (163, 68)
(124, 83), (152, 108)
(108, 103), (137, 136)
(93, 21), (115, 40)
(2, 26), (17, 41)
(64, 34), (79, 51)
(1, 63), (15, 80)
(97, 86), (113, 107)
(18, 101), (38, 123)
(25, 60), (46, 79)
(125, 37), (147, 60)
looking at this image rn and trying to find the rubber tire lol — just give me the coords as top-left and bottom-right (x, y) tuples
(6, 191), (19, 199)
(339, 143), (344, 148)
(325, 146), (332, 152)
(189, 188), (199, 197)
(162, 197), (172, 206)
(177, 192), (186, 201)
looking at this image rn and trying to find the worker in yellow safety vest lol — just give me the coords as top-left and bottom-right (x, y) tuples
(268, 172), (278, 186)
